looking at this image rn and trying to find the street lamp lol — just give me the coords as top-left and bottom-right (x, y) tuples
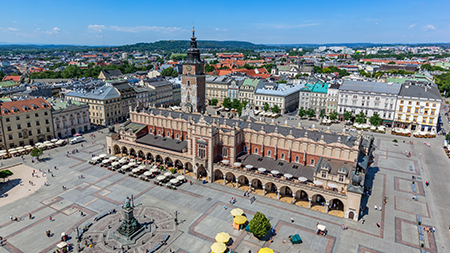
(174, 210), (178, 225)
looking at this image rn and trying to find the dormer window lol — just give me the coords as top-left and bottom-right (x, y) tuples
(321, 171), (327, 178)
(2, 108), (10, 114)
(31, 104), (38, 109)
(11, 107), (18, 112)
(41, 103), (48, 108)
(22, 105), (29, 110)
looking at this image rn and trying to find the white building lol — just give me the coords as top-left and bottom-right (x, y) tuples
(337, 81), (402, 126)
(254, 82), (303, 114)
(393, 83), (441, 132)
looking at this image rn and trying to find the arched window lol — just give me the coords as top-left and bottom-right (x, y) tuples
(255, 148), (258, 154)
(267, 150), (271, 157)
(187, 80), (191, 86)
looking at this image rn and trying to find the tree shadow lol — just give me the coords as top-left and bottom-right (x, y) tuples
(359, 166), (380, 220)
(0, 178), (22, 197)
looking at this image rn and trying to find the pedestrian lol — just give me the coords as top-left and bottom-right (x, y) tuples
(223, 205), (227, 210)
(29, 213), (32, 219)
(49, 216), (52, 221)
(374, 205), (377, 210)
(376, 222), (380, 228)
(426, 181), (429, 186)
(291, 217), (294, 223)
(10, 215), (12, 221)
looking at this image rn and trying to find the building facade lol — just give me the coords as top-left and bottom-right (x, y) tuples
(309, 82), (329, 114)
(227, 79), (240, 101)
(393, 83), (441, 132)
(106, 107), (373, 221)
(140, 78), (173, 106)
(254, 82), (302, 114)
(239, 79), (261, 106)
(51, 102), (90, 138)
(206, 76), (233, 104)
(0, 98), (54, 149)
(337, 80), (401, 126)
(326, 83), (341, 114)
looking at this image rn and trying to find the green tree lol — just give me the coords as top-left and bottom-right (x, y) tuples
(248, 212), (271, 238)
(343, 111), (353, 121)
(30, 148), (43, 160)
(210, 99), (218, 106)
(160, 67), (174, 76)
(0, 169), (13, 182)
(329, 110), (339, 121)
(209, 59), (219, 64)
(319, 109), (326, 119)
(298, 107), (306, 118)
(271, 105), (280, 113)
(355, 111), (367, 124)
(231, 99), (241, 109)
(222, 97), (232, 108)
(205, 63), (215, 72)
(369, 112), (383, 126)
(171, 70), (178, 77)
(263, 102), (270, 112)
(0, 70), (6, 80)
(307, 108), (316, 119)
(388, 61), (396, 64)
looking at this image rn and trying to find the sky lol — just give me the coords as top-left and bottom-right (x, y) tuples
(1, 0), (450, 46)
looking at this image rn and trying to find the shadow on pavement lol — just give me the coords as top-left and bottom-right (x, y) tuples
(359, 166), (380, 220)
(0, 178), (22, 197)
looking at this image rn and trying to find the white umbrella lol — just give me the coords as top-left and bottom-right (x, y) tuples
(156, 175), (166, 181)
(10, 150), (18, 154)
(245, 165), (254, 169)
(26, 146), (33, 150)
(221, 160), (230, 164)
(102, 160), (110, 164)
(24, 145), (32, 149)
(298, 177), (308, 182)
(119, 160), (127, 164)
(258, 168), (266, 172)
(370, 126), (376, 130)
(284, 174), (293, 179)
(130, 159), (135, 162)
(314, 180), (323, 186)
(46, 143), (53, 147)
(328, 183), (338, 188)
(233, 162), (242, 167)
(132, 168), (140, 173)
(111, 162), (119, 167)
(138, 165), (146, 170)
(93, 157), (100, 161)
(176, 175), (185, 180)
(121, 165), (130, 170)
(51, 139), (58, 143)
(99, 154), (106, 158)
(170, 178), (178, 184)
(17, 148), (25, 152)
(164, 172), (172, 177)
(128, 162), (136, 167)
(144, 171), (152, 176)
(150, 168), (158, 173)
(271, 170), (280, 175)
(44, 141), (51, 144)
(109, 156), (118, 161)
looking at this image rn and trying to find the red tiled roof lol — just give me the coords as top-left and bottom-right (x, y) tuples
(0, 98), (50, 116)
(3, 76), (21, 82)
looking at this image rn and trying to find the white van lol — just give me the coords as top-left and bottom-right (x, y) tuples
(69, 136), (83, 144)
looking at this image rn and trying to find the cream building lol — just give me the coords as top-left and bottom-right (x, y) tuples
(0, 98), (54, 149)
(254, 82), (302, 114)
(48, 98), (90, 138)
(394, 83), (442, 132)
(206, 76), (233, 104)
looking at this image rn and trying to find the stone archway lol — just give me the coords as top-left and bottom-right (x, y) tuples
(165, 157), (173, 167)
(184, 162), (193, 177)
(294, 190), (309, 208)
(329, 199), (344, 218)
(237, 175), (249, 190)
(137, 150), (144, 162)
(250, 179), (263, 195)
(174, 160), (184, 174)
(279, 186), (293, 203)
(311, 194), (326, 213)
(146, 152), (154, 164)
(130, 148), (136, 158)
(265, 182), (278, 200)
(155, 155), (163, 164)
(197, 164), (207, 181)
(121, 147), (128, 157)
(214, 169), (224, 183)
(113, 145), (120, 155)
(71, 128), (76, 135)
(225, 172), (235, 187)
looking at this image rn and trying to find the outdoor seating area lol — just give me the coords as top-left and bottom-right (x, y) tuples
(391, 128), (412, 137)
(0, 139), (68, 159)
(413, 130), (436, 138)
(353, 123), (386, 133)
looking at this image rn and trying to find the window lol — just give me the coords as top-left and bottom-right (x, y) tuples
(281, 153), (285, 160)
(45, 119), (49, 124)
(222, 147), (228, 157)
(27, 122), (31, 128)
(413, 116), (418, 122)
(44, 111), (48, 115)
(407, 107), (411, 113)
(399, 106), (403, 112)
(406, 116), (410, 121)
(267, 150), (271, 157)
(397, 114), (402, 120)
(7, 126), (11, 131)
(408, 101), (412, 105)
(425, 103), (429, 107)
(429, 118), (434, 124)
(321, 171), (327, 178)
(26, 114), (30, 119)
(310, 159), (315, 166)
(295, 156), (299, 162)
(339, 175), (344, 182)
(18, 132), (22, 138)
(28, 130), (32, 136)
(36, 120), (40, 126)
(35, 113), (39, 117)
(37, 129), (41, 134)
(46, 127), (50, 132)
(16, 116), (20, 120)
(400, 100), (404, 104)
(424, 110), (428, 115)
(176, 133), (179, 139)
(415, 108), (419, 113)
(5, 118), (9, 122)
(158, 130), (161, 135)
(432, 103), (436, 107)
(8, 134), (12, 140)
(17, 124), (21, 130)
(198, 144), (206, 158)
(255, 148), (258, 154)
(422, 117), (427, 123)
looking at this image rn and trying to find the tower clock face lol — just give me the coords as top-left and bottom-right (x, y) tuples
(186, 65), (192, 71)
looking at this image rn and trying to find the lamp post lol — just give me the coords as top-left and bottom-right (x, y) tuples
(174, 210), (178, 225)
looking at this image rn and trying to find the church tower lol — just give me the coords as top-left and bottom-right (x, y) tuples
(180, 26), (206, 113)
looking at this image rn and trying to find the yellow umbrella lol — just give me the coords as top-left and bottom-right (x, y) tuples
(233, 215), (247, 225)
(211, 242), (227, 253)
(259, 248), (275, 253)
(230, 208), (244, 216)
(215, 232), (230, 243)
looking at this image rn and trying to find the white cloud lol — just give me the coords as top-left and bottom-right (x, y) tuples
(263, 23), (320, 29)
(11, 21), (16, 24)
(44, 27), (60, 35)
(215, 28), (227, 31)
(375, 23), (378, 25)
(88, 24), (105, 32)
(88, 25), (180, 33)
(409, 23), (418, 29)
(7, 27), (19, 31)
(422, 24), (436, 31)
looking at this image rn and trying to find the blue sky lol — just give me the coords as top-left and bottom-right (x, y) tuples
(1, 0), (449, 46)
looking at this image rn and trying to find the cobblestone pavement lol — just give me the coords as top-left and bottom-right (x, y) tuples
(0, 121), (449, 253)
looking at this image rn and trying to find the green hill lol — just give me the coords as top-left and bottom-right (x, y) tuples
(114, 40), (266, 52)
